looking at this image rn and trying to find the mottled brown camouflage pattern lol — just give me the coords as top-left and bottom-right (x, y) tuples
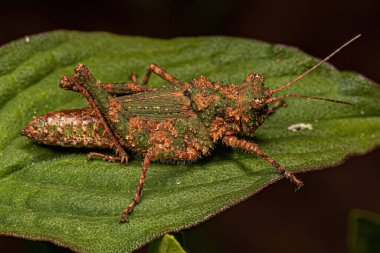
(20, 65), (299, 223)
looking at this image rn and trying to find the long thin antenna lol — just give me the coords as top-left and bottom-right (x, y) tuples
(266, 94), (356, 106)
(269, 34), (361, 94)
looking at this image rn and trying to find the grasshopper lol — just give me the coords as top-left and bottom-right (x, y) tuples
(21, 35), (359, 223)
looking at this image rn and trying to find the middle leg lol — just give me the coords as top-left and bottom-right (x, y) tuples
(119, 149), (153, 223)
(142, 64), (180, 85)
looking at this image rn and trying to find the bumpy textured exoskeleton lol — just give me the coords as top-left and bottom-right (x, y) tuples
(21, 35), (359, 223)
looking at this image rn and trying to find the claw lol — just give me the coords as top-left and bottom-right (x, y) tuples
(87, 152), (95, 160)
(129, 73), (138, 83)
(119, 214), (129, 223)
(284, 171), (304, 191)
(120, 155), (129, 165)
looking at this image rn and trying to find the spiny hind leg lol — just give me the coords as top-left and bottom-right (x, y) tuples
(99, 71), (148, 95)
(222, 135), (303, 190)
(61, 73), (150, 96)
(60, 64), (129, 164)
(98, 82), (151, 95)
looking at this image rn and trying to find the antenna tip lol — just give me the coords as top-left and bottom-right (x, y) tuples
(349, 34), (362, 42)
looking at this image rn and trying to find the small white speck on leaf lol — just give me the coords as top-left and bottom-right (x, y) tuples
(288, 123), (313, 132)
(360, 110), (365, 115)
(25, 36), (30, 43)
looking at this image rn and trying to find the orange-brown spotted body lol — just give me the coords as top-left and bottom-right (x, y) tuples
(21, 75), (270, 161)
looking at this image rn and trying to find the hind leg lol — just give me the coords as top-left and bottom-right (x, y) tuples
(60, 64), (130, 164)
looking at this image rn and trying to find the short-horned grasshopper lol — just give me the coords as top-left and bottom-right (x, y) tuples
(21, 35), (360, 223)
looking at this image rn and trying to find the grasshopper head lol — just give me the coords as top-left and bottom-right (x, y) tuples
(237, 61), (355, 137)
(242, 69), (354, 117)
(246, 73), (271, 110)
(231, 74), (271, 136)
(243, 35), (361, 117)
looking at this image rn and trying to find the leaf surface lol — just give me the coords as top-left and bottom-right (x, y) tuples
(0, 31), (379, 252)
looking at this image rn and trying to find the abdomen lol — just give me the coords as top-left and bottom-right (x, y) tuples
(21, 108), (113, 149)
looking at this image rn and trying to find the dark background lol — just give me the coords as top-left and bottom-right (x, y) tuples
(0, 0), (379, 252)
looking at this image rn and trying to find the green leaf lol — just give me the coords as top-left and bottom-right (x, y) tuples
(0, 31), (379, 253)
(148, 234), (186, 253)
(348, 210), (380, 253)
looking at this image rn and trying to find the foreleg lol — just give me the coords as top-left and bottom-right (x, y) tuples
(267, 99), (287, 115)
(222, 135), (303, 190)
